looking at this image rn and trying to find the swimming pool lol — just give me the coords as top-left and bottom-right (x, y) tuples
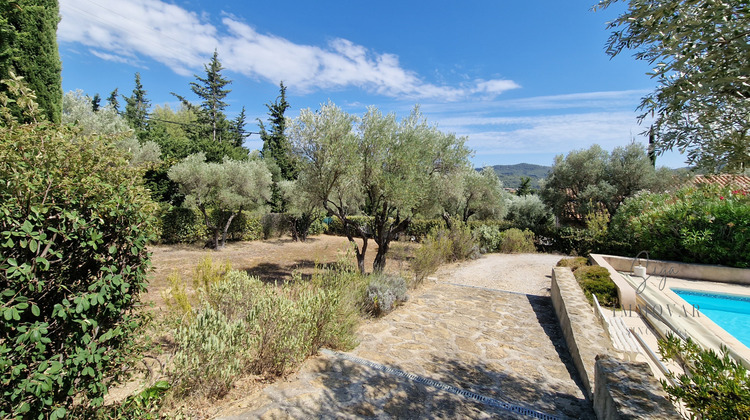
(672, 288), (750, 349)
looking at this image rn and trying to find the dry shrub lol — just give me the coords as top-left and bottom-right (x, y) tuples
(499, 228), (536, 253)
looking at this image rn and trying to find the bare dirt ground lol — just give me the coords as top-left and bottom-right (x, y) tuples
(145, 235), (417, 313)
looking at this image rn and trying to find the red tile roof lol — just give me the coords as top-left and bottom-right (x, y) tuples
(693, 174), (750, 189)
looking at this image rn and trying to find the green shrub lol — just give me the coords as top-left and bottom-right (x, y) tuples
(610, 185), (750, 268)
(0, 123), (157, 417)
(91, 380), (170, 420)
(157, 205), (207, 244)
(659, 333), (750, 420)
(406, 218), (445, 241)
(574, 266), (618, 307)
(170, 267), (363, 396)
(556, 257), (589, 272)
(411, 221), (479, 283)
(224, 211), (263, 241)
(467, 219), (514, 232)
(172, 306), (250, 397)
(499, 228), (536, 253)
(474, 224), (504, 253)
(363, 273), (408, 316)
(307, 217), (327, 236)
(505, 194), (554, 234)
(326, 215), (374, 237)
(411, 232), (451, 284)
(261, 212), (289, 239)
(446, 221), (480, 261)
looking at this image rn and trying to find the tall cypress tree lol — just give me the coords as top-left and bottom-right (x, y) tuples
(259, 82), (295, 180)
(0, 0), (62, 123)
(123, 73), (150, 140)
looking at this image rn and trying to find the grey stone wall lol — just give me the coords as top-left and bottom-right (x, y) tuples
(550, 267), (612, 399)
(594, 354), (681, 419)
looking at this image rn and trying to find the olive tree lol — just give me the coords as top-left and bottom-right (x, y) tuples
(62, 90), (161, 167)
(289, 102), (470, 273)
(434, 166), (508, 226)
(168, 153), (272, 249)
(596, 0), (750, 172)
(542, 143), (667, 224)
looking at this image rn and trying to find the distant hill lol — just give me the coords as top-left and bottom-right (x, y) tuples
(479, 163), (551, 189)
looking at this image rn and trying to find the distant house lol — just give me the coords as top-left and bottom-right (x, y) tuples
(692, 174), (750, 189)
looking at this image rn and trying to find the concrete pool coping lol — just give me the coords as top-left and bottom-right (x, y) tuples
(590, 254), (750, 367)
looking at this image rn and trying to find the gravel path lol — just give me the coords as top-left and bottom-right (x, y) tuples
(434, 253), (566, 296)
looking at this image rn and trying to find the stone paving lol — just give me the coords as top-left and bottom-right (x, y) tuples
(218, 276), (595, 419)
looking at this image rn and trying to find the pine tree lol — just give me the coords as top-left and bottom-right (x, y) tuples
(0, 0), (62, 123)
(91, 93), (101, 112)
(107, 88), (119, 113)
(259, 82), (295, 180)
(229, 106), (247, 148)
(123, 73), (150, 139)
(190, 50), (231, 143)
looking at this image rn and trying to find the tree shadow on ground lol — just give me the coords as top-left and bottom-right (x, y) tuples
(248, 353), (594, 419)
(243, 260), (341, 284)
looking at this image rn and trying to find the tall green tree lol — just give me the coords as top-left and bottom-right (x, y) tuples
(229, 106), (247, 148)
(123, 72), (150, 140)
(0, 0), (62, 123)
(290, 103), (470, 272)
(106, 88), (119, 113)
(596, 0), (750, 172)
(260, 82), (295, 180)
(188, 50), (231, 143)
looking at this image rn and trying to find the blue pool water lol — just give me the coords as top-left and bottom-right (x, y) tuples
(672, 288), (750, 349)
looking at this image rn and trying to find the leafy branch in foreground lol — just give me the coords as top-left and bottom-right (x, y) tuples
(659, 333), (750, 419)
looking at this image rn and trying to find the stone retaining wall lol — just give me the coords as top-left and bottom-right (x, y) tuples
(551, 267), (681, 419)
(550, 267), (612, 399)
(594, 355), (680, 419)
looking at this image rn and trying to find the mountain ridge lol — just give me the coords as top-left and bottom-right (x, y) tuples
(478, 163), (551, 189)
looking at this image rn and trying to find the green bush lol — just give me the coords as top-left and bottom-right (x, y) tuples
(157, 205), (207, 244)
(574, 266), (618, 307)
(224, 211), (263, 241)
(0, 123), (157, 417)
(326, 215), (374, 237)
(363, 273), (408, 316)
(610, 185), (750, 268)
(467, 219), (514, 232)
(445, 221), (480, 261)
(556, 257), (589, 272)
(260, 212), (289, 239)
(411, 222), (479, 283)
(406, 218), (445, 241)
(659, 333), (750, 420)
(505, 194), (554, 235)
(170, 266), (364, 396)
(172, 306), (250, 398)
(474, 224), (504, 253)
(499, 228), (536, 253)
(412, 232), (451, 284)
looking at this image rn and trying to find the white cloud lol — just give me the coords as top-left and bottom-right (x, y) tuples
(58, 0), (518, 101)
(431, 107), (653, 157)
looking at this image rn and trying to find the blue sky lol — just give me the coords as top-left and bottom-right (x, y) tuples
(57, 0), (687, 168)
